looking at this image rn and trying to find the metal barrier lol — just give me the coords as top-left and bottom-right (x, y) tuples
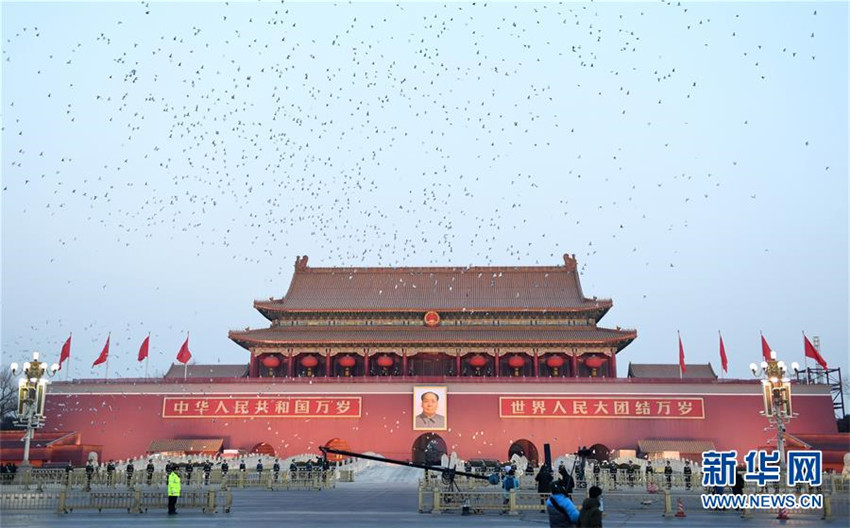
(417, 483), (849, 519)
(422, 488), (551, 515)
(0, 491), (60, 510)
(55, 488), (231, 514)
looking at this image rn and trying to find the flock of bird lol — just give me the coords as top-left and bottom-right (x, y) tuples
(2, 2), (841, 377)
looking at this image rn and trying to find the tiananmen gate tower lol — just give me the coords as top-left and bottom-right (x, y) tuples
(25, 254), (841, 467)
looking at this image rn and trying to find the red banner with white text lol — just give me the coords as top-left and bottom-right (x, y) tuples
(499, 397), (704, 419)
(162, 396), (361, 418)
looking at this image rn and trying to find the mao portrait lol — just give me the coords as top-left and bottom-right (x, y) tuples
(413, 386), (447, 431)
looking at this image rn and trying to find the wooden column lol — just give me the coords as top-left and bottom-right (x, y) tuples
(455, 352), (461, 377)
(494, 350), (500, 378)
(533, 350), (540, 378)
(249, 352), (259, 378)
(364, 349), (370, 377)
(609, 352), (617, 378)
(325, 349), (332, 378)
(571, 355), (579, 378)
(288, 351), (295, 378)
(402, 349), (408, 377)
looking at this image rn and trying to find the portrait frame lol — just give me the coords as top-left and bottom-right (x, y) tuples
(413, 385), (448, 431)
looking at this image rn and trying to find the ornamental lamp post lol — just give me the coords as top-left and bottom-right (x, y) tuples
(9, 351), (60, 477)
(749, 350), (799, 470)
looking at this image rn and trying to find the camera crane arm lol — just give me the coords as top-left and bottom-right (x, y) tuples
(319, 446), (494, 482)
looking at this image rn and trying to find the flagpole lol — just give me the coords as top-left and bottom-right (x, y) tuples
(145, 333), (150, 379)
(718, 330), (723, 380)
(678, 330), (682, 380)
(184, 332), (189, 380)
(105, 333), (110, 381)
(801, 331), (810, 383)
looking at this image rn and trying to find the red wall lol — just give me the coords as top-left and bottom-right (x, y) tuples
(43, 382), (838, 462)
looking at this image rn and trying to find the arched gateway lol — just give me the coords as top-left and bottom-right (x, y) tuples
(412, 433), (447, 466)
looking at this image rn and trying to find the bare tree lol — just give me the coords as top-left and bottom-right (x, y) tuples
(0, 367), (18, 424)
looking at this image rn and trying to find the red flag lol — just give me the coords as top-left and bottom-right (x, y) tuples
(760, 334), (772, 361)
(176, 336), (192, 364)
(58, 335), (72, 369)
(719, 333), (728, 373)
(92, 335), (110, 367)
(804, 335), (827, 369)
(678, 333), (686, 374)
(138, 335), (150, 362)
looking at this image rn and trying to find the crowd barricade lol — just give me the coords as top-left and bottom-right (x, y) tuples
(0, 491), (60, 510)
(415, 481), (847, 520)
(55, 488), (231, 514)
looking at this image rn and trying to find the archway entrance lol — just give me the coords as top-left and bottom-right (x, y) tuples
(251, 442), (276, 457)
(585, 443), (610, 462)
(508, 439), (539, 465)
(411, 433), (447, 466)
(323, 438), (351, 462)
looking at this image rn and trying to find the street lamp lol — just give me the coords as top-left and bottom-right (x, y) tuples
(749, 350), (799, 469)
(9, 351), (60, 474)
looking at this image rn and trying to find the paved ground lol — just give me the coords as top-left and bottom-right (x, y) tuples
(1, 480), (846, 527)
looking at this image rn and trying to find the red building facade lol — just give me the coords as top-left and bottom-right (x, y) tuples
(40, 255), (838, 464)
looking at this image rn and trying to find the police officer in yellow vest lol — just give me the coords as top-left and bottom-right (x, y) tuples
(167, 467), (181, 515)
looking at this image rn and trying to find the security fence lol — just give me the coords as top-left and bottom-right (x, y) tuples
(5, 467), (336, 491)
(416, 483), (849, 520)
(0, 488), (231, 514)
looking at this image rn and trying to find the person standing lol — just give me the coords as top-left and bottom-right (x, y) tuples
(683, 461), (692, 490)
(592, 461), (601, 486)
(607, 461), (617, 490)
(185, 461), (194, 485)
(125, 460), (135, 487)
(106, 460), (116, 486)
(626, 461), (635, 487)
(578, 486), (604, 527)
(273, 459), (281, 483)
(203, 460), (212, 486)
(145, 459), (155, 486)
(545, 481), (580, 527)
(167, 468), (181, 515)
(664, 461), (673, 489)
(85, 461), (94, 491)
(64, 461), (74, 486)
(501, 468), (519, 511)
(535, 464), (554, 505)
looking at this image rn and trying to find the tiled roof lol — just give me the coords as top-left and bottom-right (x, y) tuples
(163, 364), (248, 379)
(627, 363), (717, 380)
(638, 439), (716, 454)
(255, 254), (612, 313)
(148, 438), (223, 454)
(229, 325), (636, 348)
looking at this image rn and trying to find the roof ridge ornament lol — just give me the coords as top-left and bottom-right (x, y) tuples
(563, 253), (577, 270)
(295, 255), (309, 270)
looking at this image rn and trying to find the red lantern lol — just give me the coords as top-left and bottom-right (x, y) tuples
(300, 355), (318, 368)
(546, 356), (565, 368)
(584, 356), (603, 369)
(468, 355), (487, 368)
(507, 355), (526, 376)
(337, 355), (356, 377)
(261, 355), (281, 369)
(375, 355), (394, 368)
(507, 355), (526, 368)
(337, 355), (356, 368)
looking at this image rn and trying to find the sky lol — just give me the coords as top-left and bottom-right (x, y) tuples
(1, 1), (847, 382)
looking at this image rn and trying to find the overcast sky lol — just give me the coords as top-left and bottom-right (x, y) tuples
(2, 1), (847, 381)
